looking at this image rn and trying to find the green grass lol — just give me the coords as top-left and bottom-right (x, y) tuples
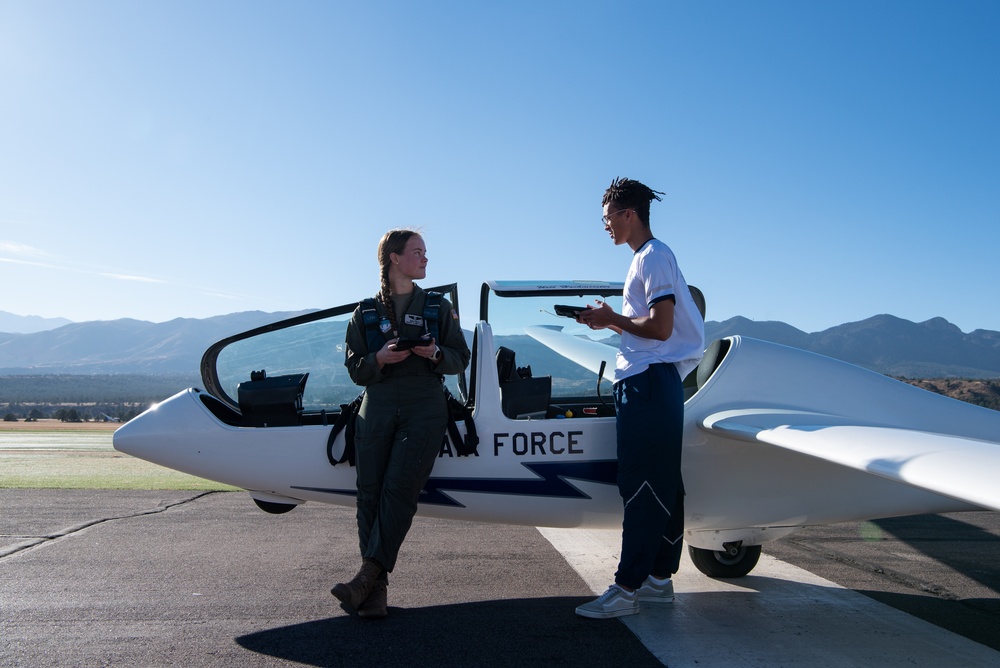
(0, 451), (239, 491)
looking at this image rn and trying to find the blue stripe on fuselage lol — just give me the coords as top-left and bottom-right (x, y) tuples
(292, 460), (619, 508)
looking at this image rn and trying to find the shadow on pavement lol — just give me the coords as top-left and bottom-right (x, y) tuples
(859, 589), (1000, 652)
(237, 597), (662, 668)
(874, 514), (1000, 595)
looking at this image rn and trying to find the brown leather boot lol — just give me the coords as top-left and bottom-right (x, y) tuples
(331, 559), (382, 609)
(357, 579), (388, 619)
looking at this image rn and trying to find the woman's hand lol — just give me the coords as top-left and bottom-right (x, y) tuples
(376, 338), (412, 367)
(408, 337), (438, 362)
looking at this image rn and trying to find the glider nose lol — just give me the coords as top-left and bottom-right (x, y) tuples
(112, 389), (193, 463)
(112, 410), (154, 458)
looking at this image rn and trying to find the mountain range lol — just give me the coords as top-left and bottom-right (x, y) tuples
(706, 315), (1000, 378)
(0, 310), (73, 334)
(0, 311), (314, 375)
(1, 311), (998, 378)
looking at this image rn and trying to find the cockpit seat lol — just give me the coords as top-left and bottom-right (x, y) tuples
(496, 346), (551, 419)
(682, 285), (711, 400)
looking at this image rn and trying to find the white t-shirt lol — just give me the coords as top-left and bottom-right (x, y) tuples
(616, 238), (705, 382)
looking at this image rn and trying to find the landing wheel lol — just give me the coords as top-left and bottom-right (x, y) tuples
(253, 499), (298, 514)
(688, 544), (761, 578)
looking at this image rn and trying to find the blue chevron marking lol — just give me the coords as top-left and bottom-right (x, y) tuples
(292, 459), (619, 508)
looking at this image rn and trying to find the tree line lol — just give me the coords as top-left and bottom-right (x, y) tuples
(3, 403), (146, 423)
(0, 374), (199, 422)
(1, 373), (997, 423)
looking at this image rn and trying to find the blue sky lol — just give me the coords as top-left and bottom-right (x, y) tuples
(1, 1), (997, 334)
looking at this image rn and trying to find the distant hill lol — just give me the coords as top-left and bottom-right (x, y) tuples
(0, 311), (73, 334)
(1, 310), (998, 378)
(0, 310), (316, 374)
(705, 315), (1000, 378)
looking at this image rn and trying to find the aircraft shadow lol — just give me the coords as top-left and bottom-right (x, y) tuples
(859, 589), (1000, 652)
(874, 513), (1000, 595)
(648, 575), (1000, 657)
(868, 514), (1000, 651)
(235, 596), (665, 668)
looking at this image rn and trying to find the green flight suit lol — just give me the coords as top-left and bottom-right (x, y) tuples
(344, 286), (471, 572)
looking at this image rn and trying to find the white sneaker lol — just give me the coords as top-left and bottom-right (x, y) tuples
(636, 575), (674, 604)
(575, 584), (639, 619)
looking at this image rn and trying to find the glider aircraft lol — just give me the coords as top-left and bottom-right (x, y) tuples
(114, 281), (1000, 577)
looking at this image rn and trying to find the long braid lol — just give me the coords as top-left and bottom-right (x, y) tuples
(376, 228), (420, 336)
(378, 246), (397, 335)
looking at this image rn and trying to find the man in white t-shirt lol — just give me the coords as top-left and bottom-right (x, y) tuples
(575, 177), (705, 619)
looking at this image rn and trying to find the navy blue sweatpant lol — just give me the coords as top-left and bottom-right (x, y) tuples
(612, 362), (685, 589)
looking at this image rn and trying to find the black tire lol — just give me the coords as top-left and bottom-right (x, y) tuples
(253, 498), (297, 514)
(688, 544), (762, 578)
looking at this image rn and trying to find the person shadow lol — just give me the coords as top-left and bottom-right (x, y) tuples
(236, 596), (664, 668)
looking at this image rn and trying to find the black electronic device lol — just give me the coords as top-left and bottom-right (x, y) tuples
(554, 304), (588, 318)
(393, 337), (431, 350)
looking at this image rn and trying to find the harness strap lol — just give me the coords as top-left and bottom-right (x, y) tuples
(326, 393), (364, 466)
(360, 291), (441, 351)
(423, 291), (441, 342)
(327, 387), (478, 467)
(360, 298), (385, 354)
(444, 386), (479, 457)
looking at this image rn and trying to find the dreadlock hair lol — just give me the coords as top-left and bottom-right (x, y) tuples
(602, 177), (664, 227)
(376, 228), (422, 333)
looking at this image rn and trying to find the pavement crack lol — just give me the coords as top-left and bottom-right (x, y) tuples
(0, 491), (219, 560)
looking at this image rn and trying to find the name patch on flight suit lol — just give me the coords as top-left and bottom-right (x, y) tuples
(404, 314), (424, 327)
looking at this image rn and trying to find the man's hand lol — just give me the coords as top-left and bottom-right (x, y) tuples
(578, 299), (674, 341)
(577, 301), (619, 332)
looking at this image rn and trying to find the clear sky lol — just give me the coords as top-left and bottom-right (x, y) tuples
(1, 1), (997, 334)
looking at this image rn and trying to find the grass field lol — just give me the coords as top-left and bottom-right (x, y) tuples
(0, 419), (121, 432)
(0, 420), (238, 491)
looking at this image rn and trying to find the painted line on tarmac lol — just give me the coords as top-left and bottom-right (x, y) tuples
(538, 527), (1000, 668)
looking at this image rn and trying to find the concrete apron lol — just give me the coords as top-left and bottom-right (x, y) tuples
(538, 527), (1000, 668)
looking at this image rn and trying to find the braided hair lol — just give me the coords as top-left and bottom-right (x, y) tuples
(376, 228), (421, 334)
(602, 177), (664, 226)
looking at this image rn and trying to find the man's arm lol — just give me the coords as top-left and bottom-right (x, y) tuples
(579, 298), (674, 341)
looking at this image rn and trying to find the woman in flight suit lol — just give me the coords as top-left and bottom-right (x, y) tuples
(334, 228), (471, 618)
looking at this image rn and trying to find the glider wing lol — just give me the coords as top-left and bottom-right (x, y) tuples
(703, 409), (1000, 513)
(524, 325), (617, 383)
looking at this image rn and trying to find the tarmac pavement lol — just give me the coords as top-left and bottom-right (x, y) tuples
(2, 489), (999, 667)
(0, 490), (660, 668)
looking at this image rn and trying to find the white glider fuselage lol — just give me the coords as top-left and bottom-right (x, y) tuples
(114, 282), (1000, 553)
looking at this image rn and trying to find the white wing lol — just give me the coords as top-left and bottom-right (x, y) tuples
(524, 325), (617, 383)
(703, 409), (1000, 512)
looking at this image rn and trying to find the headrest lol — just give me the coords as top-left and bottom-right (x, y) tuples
(696, 338), (729, 389)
